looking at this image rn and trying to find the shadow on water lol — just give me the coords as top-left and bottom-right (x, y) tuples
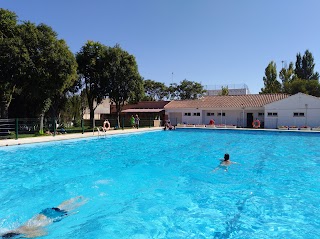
(213, 193), (253, 239)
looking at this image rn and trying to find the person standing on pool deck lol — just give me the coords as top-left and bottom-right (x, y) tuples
(212, 153), (239, 172)
(130, 115), (135, 128)
(135, 114), (140, 129)
(0, 196), (87, 239)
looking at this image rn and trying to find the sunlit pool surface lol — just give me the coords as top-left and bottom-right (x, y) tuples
(1, 129), (320, 238)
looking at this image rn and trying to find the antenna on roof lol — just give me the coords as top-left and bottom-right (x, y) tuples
(171, 72), (173, 84)
(281, 60), (287, 69)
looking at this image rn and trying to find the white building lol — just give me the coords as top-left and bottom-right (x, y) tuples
(164, 94), (288, 127)
(83, 98), (111, 120)
(264, 93), (320, 128)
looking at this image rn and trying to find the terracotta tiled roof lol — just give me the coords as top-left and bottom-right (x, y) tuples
(164, 94), (289, 109)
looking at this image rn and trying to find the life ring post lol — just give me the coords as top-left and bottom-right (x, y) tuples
(209, 119), (215, 125)
(252, 119), (260, 128)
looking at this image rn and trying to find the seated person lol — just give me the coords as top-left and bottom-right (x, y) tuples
(60, 127), (66, 134)
(1, 196), (87, 239)
(212, 153), (239, 172)
(164, 121), (175, 130)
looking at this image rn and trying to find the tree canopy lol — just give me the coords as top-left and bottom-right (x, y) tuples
(0, 9), (77, 130)
(295, 50), (319, 81)
(260, 50), (320, 96)
(143, 79), (168, 101)
(105, 44), (143, 127)
(260, 61), (281, 94)
(19, 22), (77, 133)
(219, 86), (229, 96)
(0, 9), (29, 118)
(76, 42), (143, 127)
(168, 79), (206, 100)
(76, 40), (109, 126)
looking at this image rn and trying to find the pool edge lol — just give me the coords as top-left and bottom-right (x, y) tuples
(0, 127), (162, 147)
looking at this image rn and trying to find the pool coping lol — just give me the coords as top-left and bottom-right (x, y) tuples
(2, 126), (319, 147)
(0, 127), (162, 147)
(176, 126), (320, 133)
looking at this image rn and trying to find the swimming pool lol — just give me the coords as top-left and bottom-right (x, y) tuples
(0, 129), (320, 238)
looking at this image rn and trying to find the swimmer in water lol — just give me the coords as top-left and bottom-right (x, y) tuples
(212, 153), (239, 172)
(1, 196), (87, 238)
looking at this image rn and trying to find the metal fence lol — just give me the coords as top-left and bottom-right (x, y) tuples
(0, 119), (16, 140)
(0, 117), (159, 140)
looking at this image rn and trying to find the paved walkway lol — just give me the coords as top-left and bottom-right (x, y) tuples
(0, 127), (162, 147)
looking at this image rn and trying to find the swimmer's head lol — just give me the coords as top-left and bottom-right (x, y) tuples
(224, 153), (230, 161)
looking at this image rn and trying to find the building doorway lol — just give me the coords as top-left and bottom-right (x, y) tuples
(246, 113), (253, 128)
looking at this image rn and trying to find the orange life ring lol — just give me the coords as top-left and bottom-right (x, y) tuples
(209, 119), (215, 125)
(103, 120), (110, 131)
(252, 120), (260, 128)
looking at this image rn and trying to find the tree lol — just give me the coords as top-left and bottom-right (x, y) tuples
(169, 79), (205, 100)
(260, 61), (281, 94)
(283, 79), (320, 96)
(219, 86), (229, 96)
(281, 50), (320, 96)
(19, 22), (77, 133)
(0, 9), (29, 118)
(60, 93), (87, 126)
(143, 79), (168, 101)
(305, 80), (320, 96)
(261, 51), (320, 96)
(295, 50), (319, 81)
(279, 62), (295, 84)
(76, 41), (109, 127)
(105, 45), (143, 127)
(167, 83), (179, 100)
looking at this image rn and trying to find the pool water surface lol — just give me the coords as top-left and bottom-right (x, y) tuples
(0, 129), (320, 238)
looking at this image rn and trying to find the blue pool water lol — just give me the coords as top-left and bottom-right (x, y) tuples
(0, 129), (320, 238)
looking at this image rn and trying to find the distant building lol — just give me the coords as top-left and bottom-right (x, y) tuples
(264, 93), (320, 129)
(113, 101), (170, 121)
(83, 98), (111, 120)
(83, 99), (170, 122)
(164, 94), (288, 127)
(204, 84), (250, 96)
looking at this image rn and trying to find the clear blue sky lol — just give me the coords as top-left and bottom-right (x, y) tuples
(1, 0), (320, 93)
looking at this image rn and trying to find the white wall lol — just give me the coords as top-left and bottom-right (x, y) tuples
(201, 109), (264, 126)
(166, 108), (264, 126)
(264, 93), (320, 128)
(83, 98), (111, 120)
(166, 109), (204, 124)
(203, 110), (240, 126)
(83, 113), (101, 120)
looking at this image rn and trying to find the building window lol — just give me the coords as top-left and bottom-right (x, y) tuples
(193, 112), (200, 116)
(267, 112), (278, 117)
(258, 112), (264, 116)
(293, 112), (305, 117)
(184, 112), (191, 116)
(207, 112), (214, 116)
(218, 112), (226, 116)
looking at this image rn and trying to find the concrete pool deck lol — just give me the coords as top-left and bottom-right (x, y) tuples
(0, 127), (163, 147)
(1, 126), (319, 147)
